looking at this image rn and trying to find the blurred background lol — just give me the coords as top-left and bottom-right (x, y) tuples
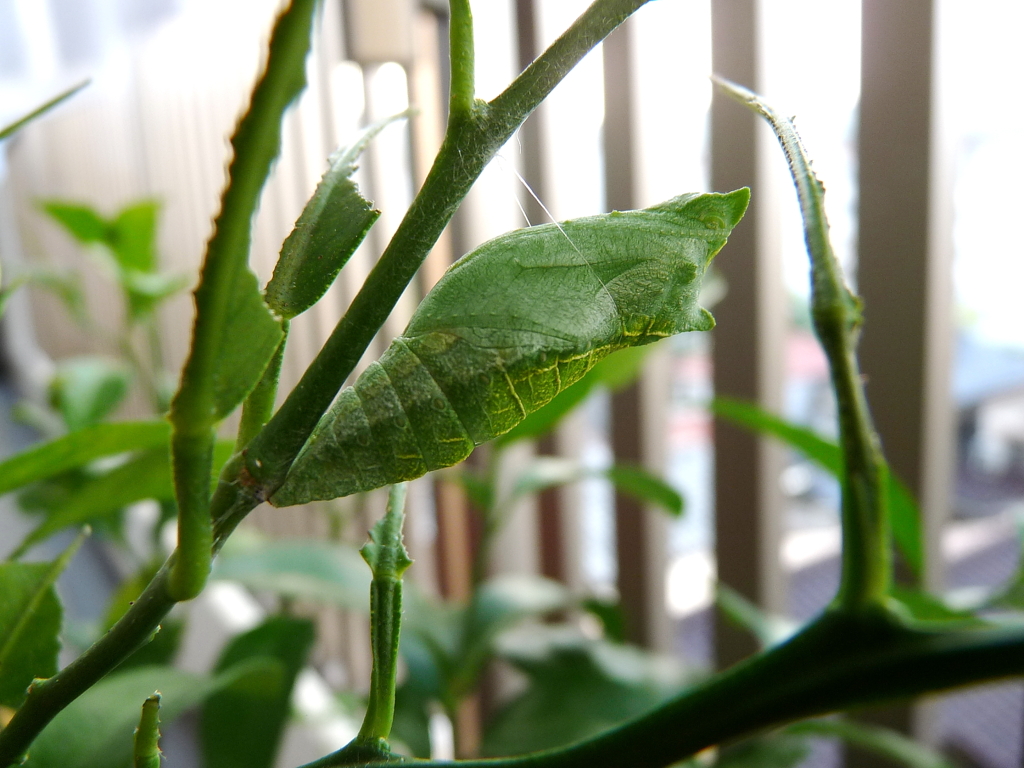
(2, 1), (1024, 766)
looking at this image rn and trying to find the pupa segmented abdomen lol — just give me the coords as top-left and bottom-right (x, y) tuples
(271, 331), (612, 504)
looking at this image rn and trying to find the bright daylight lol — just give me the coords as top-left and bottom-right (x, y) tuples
(1, 1), (1023, 767)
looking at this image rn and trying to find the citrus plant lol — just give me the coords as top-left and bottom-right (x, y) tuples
(3, 1), (1024, 767)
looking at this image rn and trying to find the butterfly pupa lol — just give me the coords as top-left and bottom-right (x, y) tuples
(271, 188), (749, 506)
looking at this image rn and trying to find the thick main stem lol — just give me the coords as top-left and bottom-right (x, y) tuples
(301, 613), (1024, 768)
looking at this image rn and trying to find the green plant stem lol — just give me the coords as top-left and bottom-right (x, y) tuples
(118, 331), (162, 415)
(132, 693), (162, 768)
(716, 79), (890, 610)
(236, 321), (289, 451)
(0, 4), (650, 761)
(356, 484), (410, 746)
(167, 430), (215, 600)
(300, 611), (1024, 768)
(470, 450), (500, 587)
(167, 0), (312, 600)
(448, 0), (477, 119)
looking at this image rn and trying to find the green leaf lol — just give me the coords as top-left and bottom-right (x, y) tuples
(211, 532), (371, 612)
(483, 626), (687, 756)
(200, 617), (315, 768)
(264, 113), (410, 319)
(588, 344), (652, 392)
(103, 564), (162, 631)
(884, 466), (924, 580)
(581, 597), (627, 643)
(109, 201), (159, 273)
(21, 660), (276, 768)
(273, 189), (749, 506)
(712, 397), (923, 578)
(41, 198), (179, 320)
(23, 268), (89, 327)
(606, 464), (683, 517)
(44, 199), (160, 274)
(713, 397), (841, 474)
(511, 457), (586, 499)
(391, 683), (432, 759)
(208, 270), (284, 420)
(469, 574), (569, 645)
(713, 735), (810, 768)
(0, 421), (170, 498)
(887, 587), (986, 629)
(15, 450), (170, 554)
(716, 584), (798, 650)
(0, 81), (88, 141)
(398, 587), (462, 690)
(0, 532), (86, 709)
(15, 440), (234, 554)
(447, 468), (493, 512)
(121, 271), (189, 320)
(40, 202), (109, 245)
(0, 274), (28, 318)
(785, 719), (956, 768)
(509, 458), (682, 517)
(48, 356), (132, 432)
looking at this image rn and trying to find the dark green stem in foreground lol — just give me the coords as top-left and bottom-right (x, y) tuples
(301, 611), (1024, 768)
(716, 80), (890, 610)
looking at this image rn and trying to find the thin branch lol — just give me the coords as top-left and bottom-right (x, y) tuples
(448, 0), (477, 119)
(715, 79), (891, 610)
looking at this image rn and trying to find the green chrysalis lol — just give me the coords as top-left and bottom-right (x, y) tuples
(271, 189), (749, 506)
